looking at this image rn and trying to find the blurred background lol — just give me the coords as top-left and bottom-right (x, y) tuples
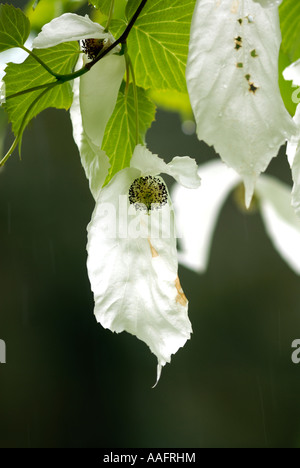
(1, 0), (300, 449)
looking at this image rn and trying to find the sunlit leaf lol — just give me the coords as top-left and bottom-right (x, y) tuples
(102, 84), (156, 184)
(280, 0), (300, 63)
(0, 4), (30, 52)
(111, 0), (196, 92)
(3, 42), (79, 142)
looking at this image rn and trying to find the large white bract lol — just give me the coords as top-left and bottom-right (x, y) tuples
(33, 13), (126, 199)
(172, 160), (300, 275)
(187, 0), (295, 207)
(284, 60), (300, 219)
(87, 145), (200, 383)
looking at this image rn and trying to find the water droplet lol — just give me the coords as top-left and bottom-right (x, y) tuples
(181, 120), (196, 135)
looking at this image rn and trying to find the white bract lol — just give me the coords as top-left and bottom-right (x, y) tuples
(33, 13), (126, 199)
(172, 160), (300, 275)
(283, 59), (300, 87)
(286, 105), (300, 218)
(187, 0), (295, 207)
(87, 145), (201, 383)
(284, 60), (300, 218)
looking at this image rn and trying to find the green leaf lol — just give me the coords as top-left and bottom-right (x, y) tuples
(3, 42), (79, 141)
(0, 4), (30, 52)
(102, 84), (156, 184)
(111, 0), (196, 92)
(280, 0), (300, 62)
(90, 0), (127, 16)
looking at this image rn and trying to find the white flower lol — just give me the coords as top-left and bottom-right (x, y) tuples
(87, 145), (201, 383)
(186, 0), (295, 207)
(172, 160), (300, 275)
(33, 13), (126, 199)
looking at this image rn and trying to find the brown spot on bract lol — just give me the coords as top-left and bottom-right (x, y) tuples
(234, 36), (243, 50)
(249, 82), (258, 94)
(175, 277), (188, 307)
(148, 239), (159, 258)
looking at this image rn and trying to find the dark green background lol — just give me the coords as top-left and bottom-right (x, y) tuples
(1, 0), (300, 449)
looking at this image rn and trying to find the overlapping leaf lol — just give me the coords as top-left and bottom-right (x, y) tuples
(4, 42), (79, 141)
(111, 0), (196, 92)
(0, 4), (30, 52)
(102, 84), (156, 184)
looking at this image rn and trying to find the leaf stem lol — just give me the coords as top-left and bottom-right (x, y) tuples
(125, 52), (139, 145)
(21, 45), (61, 78)
(5, 82), (56, 101)
(86, 0), (148, 71)
(18, 0), (148, 82)
(105, 0), (115, 32)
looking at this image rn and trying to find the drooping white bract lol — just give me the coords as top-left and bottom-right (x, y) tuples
(187, 0), (295, 207)
(172, 160), (300, 275)
(87, 145), (201, 383)
(287, 105), (300, 218)
(284, 61), (300, 218)
(33, 13), (126, 199)
(33, 13), (108, 48)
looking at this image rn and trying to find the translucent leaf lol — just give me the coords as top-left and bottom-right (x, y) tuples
(256, 175), (300, 275)
(280, 0), (300, 63)
(102, 84), (156, 184)
(111, 0), (196, 92)
(187, 0), (295, 207)
(3, 42), (79, 144)
(0, 4), (30, 53)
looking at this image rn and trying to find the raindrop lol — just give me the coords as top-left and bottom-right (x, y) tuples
(181, 120), (196, 135)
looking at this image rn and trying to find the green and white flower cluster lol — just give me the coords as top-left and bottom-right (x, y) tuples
(1, 0), (300, 382)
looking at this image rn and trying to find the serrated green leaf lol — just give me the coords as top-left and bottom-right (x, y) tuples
(280, 0), (300, 62)
(0, 4), (30, 52)
(3, 42), (79, 140)
(102, 84), (156, 184)
(112, 0), (196, 92)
